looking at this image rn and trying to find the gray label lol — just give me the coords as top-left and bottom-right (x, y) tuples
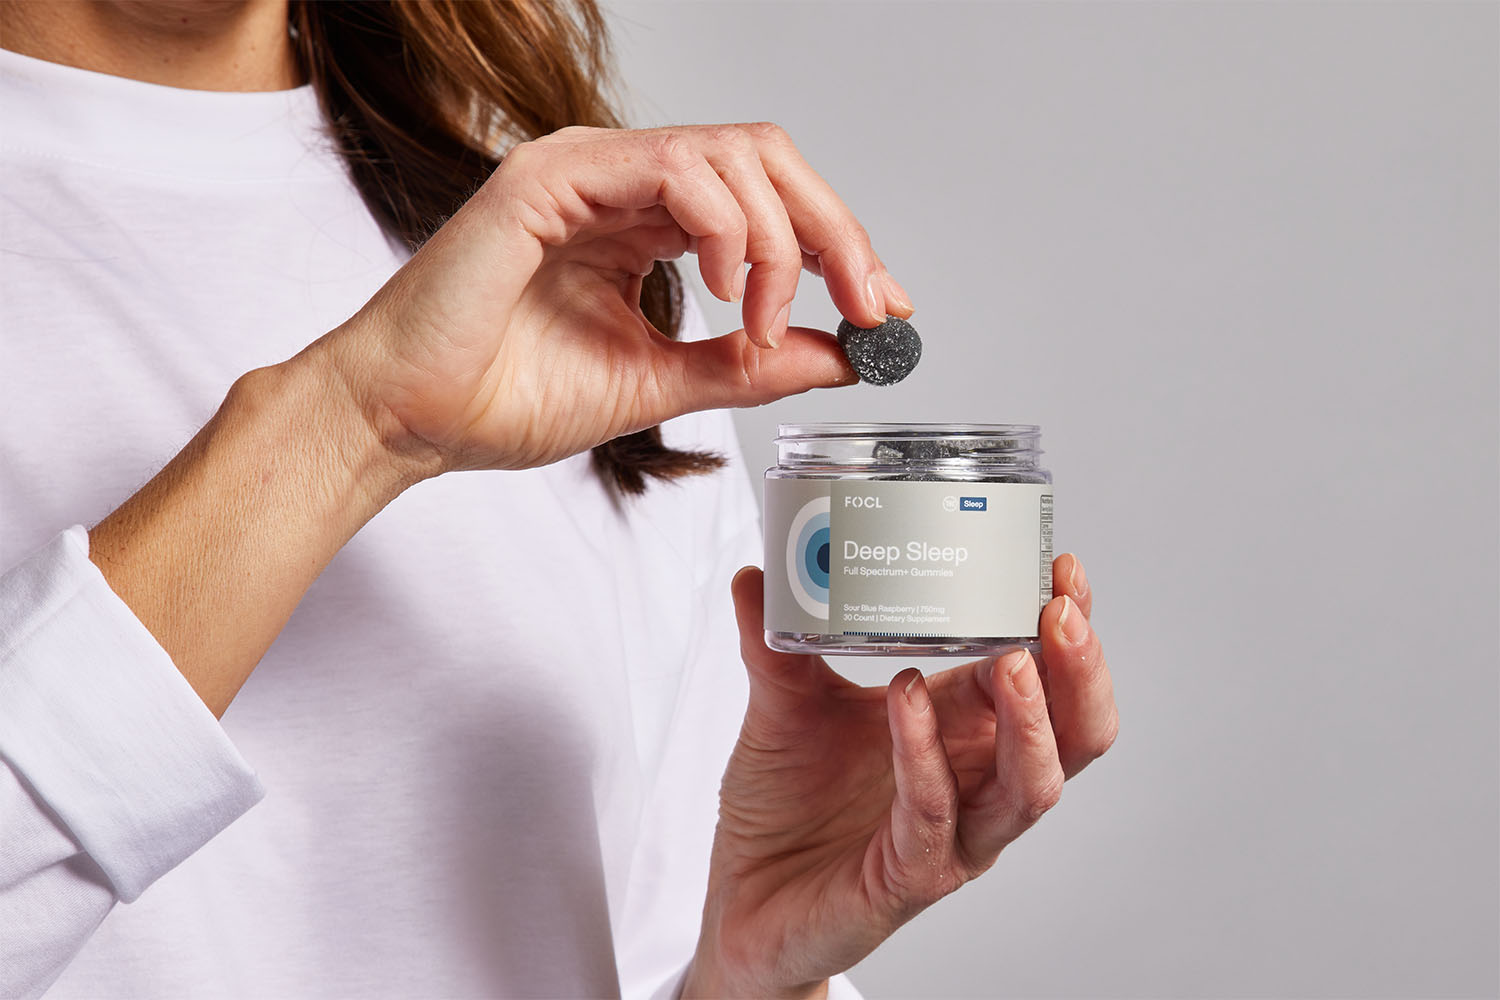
(765, 478), (1053, 639)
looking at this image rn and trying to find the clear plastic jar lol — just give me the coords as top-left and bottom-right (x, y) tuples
(763, 423), (1053, 656)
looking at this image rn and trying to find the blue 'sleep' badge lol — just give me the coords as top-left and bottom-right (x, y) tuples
(959, 496), (987, 511)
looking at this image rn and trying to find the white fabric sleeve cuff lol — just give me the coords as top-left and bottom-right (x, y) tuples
(0, 526), (264, 902)
(828, 972), (865, 999)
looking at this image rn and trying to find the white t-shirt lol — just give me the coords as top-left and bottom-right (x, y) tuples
(0, 47), (858, 999)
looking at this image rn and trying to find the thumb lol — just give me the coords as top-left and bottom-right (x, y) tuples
(729, 566), (842, 711)
(883, 668), (962, 910)
(672, 328), (856, 414)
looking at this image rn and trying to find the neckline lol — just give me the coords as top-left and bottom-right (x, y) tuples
(0, 46), (345, 182)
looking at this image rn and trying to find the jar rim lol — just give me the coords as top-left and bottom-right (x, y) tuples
(777, 422), (1040, 439)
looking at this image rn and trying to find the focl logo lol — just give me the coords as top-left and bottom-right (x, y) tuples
(959, 496), (987, 511)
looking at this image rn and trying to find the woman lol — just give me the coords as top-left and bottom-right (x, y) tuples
(0, 1), (1117, 996)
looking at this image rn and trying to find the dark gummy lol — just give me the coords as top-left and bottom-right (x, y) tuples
(836, 315), (922, 386)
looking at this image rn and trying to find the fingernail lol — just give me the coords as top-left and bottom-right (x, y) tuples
(830, 364), (861, 387)
(731, 266), (746, 303)
(821, 360), (860, 388)
(1058, 595), (1088, 645)
(882, 271), (914, 315)
(768, 301), (791, 348)
(1008, 651), (1041, 699)
(904, 671), (930, 713)
(1067, 555), (1089, 601)
(865, 273), (884, 323)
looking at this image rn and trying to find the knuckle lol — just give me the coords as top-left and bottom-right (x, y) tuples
(771, 224), (803, 261)
(1019, 770), (1064, 825)
(734, 330), (763, 389)
(747, 223), (799, 267)
(720, 208), (749, 243)
(837, 218), (874, 255)
(649, 132), (697, 173)
(744, 120), (793, 147)
(1018, 706), (1052, 744)
(707, 124), (754, 155)
(840, 218), (876, 248)
(908, 721), (949, 767)
(911, 786), (957, 832)
(499, 140), (542, 178)
(542, 124), (595, 142)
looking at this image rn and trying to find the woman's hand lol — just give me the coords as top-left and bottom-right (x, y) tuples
(322, 123), (912, 477)
(683, 554), (1118, 998)
(85, 122), (905, 719)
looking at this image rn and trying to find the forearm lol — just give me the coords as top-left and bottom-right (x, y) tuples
(87, 337), (426, 717)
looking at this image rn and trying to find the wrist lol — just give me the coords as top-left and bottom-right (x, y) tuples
(293, 326), (447, 491)
(681, 930), (829, 1000)
(213, 354), (415, 545)
(86, 340), (432, 718)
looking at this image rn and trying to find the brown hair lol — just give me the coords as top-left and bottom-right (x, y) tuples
(289, 0), (722, 495)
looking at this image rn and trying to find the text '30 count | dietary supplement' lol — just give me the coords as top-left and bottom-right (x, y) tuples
(764, 424), (1053, 656)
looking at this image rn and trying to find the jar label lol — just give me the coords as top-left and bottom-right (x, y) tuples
(764, 478), (1054, 640)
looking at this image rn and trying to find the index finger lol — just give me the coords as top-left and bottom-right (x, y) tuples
(743, 122), (897, 328)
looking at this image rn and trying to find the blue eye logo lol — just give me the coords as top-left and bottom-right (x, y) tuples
(785, 496), (831, 619)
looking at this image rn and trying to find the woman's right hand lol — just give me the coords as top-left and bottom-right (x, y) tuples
(321, 123), (914, 479)
(84, 122), (912, 719)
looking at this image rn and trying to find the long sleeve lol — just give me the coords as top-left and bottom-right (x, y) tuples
(0, 527), (264, 998)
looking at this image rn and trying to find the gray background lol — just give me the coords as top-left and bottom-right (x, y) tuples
(610, 2), (1499, 997)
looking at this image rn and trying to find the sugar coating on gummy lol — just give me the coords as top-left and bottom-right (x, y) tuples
(836, 315), (922, 386)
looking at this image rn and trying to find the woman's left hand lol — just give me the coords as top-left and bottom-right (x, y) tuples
(683, 554), (1118, 998)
